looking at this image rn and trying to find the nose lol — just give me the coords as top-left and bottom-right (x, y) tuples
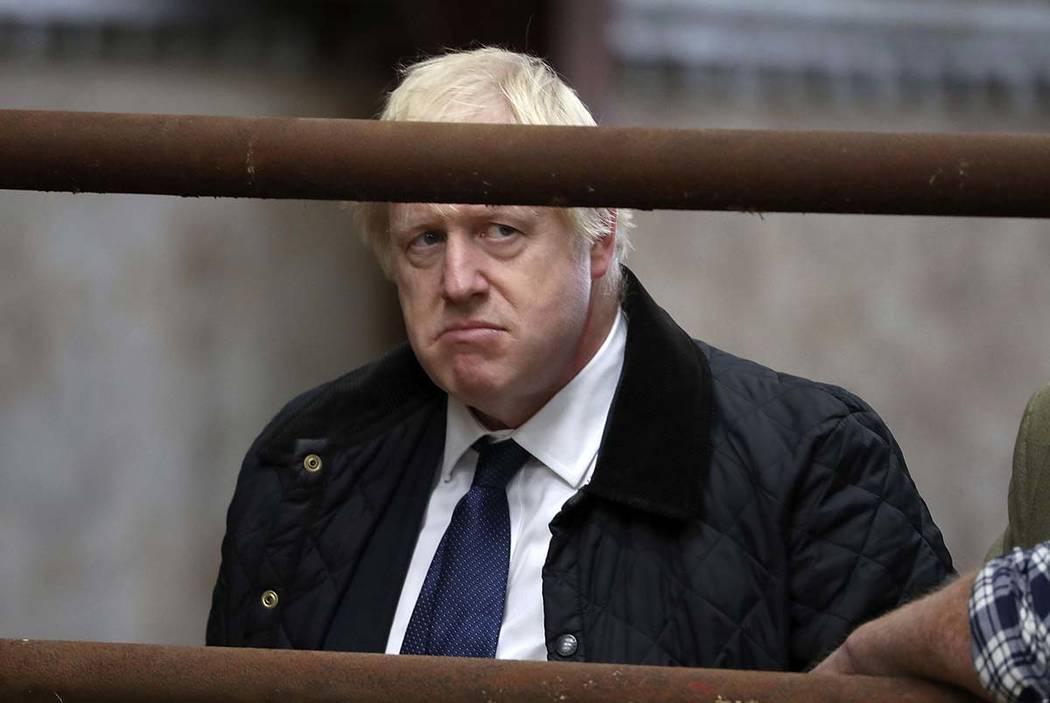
(441, 235), (488, 303)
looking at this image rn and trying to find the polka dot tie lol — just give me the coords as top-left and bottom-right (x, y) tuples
(400, 438), (530, 657)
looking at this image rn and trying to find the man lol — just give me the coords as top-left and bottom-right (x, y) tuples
(207, 47), (952, 670)
(813, 542), (1050, 702)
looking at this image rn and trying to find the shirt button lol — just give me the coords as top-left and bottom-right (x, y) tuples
(303, 454), (322, 473)
(260, 590), (279, 609)
(555, 633), (578, 657)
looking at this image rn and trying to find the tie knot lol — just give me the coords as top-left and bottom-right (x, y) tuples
(472, 439), (529, 490)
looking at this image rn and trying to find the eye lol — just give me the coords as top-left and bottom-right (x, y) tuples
(409, 230), (445, 250)
(484, 223), (520, 240)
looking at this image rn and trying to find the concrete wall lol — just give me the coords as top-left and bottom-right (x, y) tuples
(614, 84), (1050, 572)
(0, 62), (402, 643)
(2, 57), (1048, 646)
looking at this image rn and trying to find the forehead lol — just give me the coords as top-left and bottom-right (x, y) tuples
(389, 203), (547, 230)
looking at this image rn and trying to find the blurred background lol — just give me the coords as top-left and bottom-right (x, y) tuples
(2, 0), (1049, 645)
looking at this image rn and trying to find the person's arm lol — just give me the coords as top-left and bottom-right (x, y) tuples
(969, 545), (1050, 702)
(814, 543), (1050, 703)
(811, 571), (988, 700)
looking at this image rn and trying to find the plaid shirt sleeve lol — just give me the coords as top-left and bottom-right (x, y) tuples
(970, 543), (1050, 703)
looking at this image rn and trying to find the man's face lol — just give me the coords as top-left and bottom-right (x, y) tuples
(389, 203), (609, 428)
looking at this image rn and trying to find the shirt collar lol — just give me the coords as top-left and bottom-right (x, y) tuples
(441, 310), (627, 489)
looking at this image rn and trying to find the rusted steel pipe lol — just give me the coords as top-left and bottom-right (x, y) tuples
(0, 638), (979, 703)
(1, 109), (1049, 217)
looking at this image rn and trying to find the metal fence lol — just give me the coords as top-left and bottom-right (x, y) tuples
(2, 109), (1049, 216)
(0, 638), (979, 702)
(1, 109), (1030, 701)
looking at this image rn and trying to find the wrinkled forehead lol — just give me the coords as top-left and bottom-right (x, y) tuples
(389, 203), (546, 230)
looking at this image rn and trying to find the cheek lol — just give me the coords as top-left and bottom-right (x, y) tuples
(521, 262), (591, 340)
(525, 242), (589, 300)
(395, 265), (435, 310)
(395, 277), (431, 340)
(551, 253), (591, 309)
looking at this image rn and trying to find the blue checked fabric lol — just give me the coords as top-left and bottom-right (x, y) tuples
(401, 438), (530, 657)
(970, 543), (1050, 703)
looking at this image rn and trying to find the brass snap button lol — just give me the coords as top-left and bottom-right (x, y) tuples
(260, 590), (279, 609)
(303, 454), (322, 473)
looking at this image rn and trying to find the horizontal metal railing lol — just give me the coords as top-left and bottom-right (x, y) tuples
(1, 109), (1049, 217)
(0, 110), (1014, 701)
(0, 638), (980, 702)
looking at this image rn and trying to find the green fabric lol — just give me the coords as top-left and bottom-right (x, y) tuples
(986, 384), (1050, 561)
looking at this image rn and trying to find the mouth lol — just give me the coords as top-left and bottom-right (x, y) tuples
(437, 321), (505, 343)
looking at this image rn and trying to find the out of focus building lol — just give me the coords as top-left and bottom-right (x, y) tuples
(604, 0), (1050, 582)
(2, 0), (1048, 644)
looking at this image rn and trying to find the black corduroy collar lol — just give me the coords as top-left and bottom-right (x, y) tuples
(584, 268), (713, 521)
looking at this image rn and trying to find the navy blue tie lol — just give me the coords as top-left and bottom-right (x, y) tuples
(400, 438), (530, 657)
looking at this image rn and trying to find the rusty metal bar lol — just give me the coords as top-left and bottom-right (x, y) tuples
(0, 638), (979, 702)
(1, 108), (1049, 217)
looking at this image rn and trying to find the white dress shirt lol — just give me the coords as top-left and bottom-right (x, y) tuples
(385, 310), (627, 660)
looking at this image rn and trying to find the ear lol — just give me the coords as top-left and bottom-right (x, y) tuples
(589, 211), (617, 281)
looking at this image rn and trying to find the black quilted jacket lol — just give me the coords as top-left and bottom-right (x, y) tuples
(207, 269), (953, 670)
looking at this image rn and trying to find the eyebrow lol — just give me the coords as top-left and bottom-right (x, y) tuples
(391, 204), (541, 231)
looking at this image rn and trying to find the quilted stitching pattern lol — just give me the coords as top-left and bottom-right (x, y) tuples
(541, 341), (952, 670)
(208, 387), (444, 649)
(208, 330), (952, 672)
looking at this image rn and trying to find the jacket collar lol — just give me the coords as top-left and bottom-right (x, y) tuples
(584, 268), (713, 521)
(286, 268), (712, 522)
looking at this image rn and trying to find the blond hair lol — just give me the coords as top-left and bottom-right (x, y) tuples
(353, 47), (633, 293)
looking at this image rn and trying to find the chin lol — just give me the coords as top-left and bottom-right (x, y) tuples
(440, 363), (508, 407)
(445, 375), (503, 407)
